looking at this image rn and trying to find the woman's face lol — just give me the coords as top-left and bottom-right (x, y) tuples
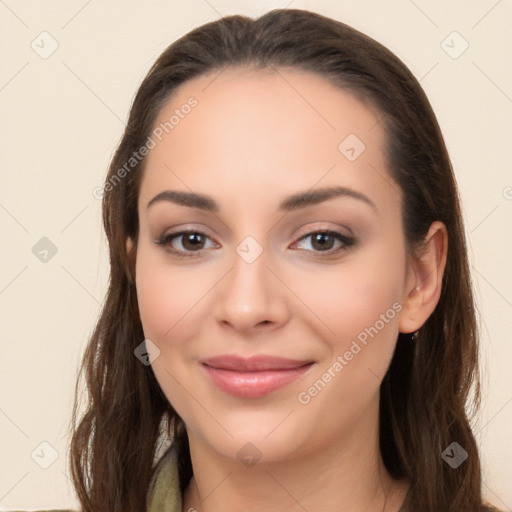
(134, 67), (416, 464)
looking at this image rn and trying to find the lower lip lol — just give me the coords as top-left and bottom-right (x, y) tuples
(202, 364), (314, 398)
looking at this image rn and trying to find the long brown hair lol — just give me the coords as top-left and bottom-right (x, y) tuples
(69, 9), (488, 511)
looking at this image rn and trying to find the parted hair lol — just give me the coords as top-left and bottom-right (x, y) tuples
(69, 9), (491, 512)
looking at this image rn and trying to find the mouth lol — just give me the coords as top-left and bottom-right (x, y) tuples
(201, 355), (315, 398)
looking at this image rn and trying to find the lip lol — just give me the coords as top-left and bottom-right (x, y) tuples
(201, 355), (314, 398)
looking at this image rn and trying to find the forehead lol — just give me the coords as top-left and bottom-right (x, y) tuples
(150, 65), (383, 155)
(138, 66), (399, 218)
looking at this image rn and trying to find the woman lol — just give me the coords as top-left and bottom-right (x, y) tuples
(16, 8), (502, 512)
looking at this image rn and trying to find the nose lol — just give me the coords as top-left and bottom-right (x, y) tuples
(213, 243), (290, 334)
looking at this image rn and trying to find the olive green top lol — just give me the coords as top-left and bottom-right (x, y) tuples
(9, 445), (503, 511)
(146, 444), (181, 512)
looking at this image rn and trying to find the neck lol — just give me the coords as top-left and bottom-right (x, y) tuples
(181, 398), (410, 512)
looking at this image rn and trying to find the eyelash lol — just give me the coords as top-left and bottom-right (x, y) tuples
(155, 228), (355, 259)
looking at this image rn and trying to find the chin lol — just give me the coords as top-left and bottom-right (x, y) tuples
(186, 409), (318, 466)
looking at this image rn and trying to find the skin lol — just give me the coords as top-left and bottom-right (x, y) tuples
(130, 67), (448, 512)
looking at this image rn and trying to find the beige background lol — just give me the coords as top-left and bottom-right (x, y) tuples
(1, 0), (511, 510)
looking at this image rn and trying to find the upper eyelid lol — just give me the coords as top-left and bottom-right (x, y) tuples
(158, 226), (354, 252)
(294, 223), (353, 239)
(159, 223), (352, 240)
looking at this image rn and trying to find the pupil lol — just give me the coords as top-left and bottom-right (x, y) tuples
(313, 233), (333, 251)
(184, 233), (203, 250)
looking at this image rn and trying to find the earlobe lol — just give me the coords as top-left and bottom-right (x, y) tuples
(398, 221), (448, 334)
(126, 237), (137, 281)
(126, 237), (134, 254)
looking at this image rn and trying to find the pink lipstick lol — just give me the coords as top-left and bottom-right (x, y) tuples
(201, 355), (314, 398)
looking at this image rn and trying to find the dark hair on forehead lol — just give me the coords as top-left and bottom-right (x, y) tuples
(70, 9), (484, 512)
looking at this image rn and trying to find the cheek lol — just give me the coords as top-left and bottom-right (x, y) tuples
(135, 252), (206, 408)
(136, 265), (175, 341)
(135, 248), (200, 345)
(292, 258), (404, 424)
(294, 247), (406, 403)
(303, 256), (404, 345)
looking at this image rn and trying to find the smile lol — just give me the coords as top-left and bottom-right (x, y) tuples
(201, 355), (315, 398)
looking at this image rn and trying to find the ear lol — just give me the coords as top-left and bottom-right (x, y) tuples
(398, 221), (448, 334)
(126, 236), (137, 281)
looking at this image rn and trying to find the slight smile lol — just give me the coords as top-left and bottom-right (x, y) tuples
(201, 355), (316, 398)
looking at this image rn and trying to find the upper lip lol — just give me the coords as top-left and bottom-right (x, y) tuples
(201, 355), (314, 372)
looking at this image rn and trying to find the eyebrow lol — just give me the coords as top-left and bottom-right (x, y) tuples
(147, 186), (377, 213)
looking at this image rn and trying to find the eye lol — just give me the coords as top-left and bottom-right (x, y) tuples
(291, 230), (355, 256)
(155, 229), (218, 257)
(155, 228), (355, 258)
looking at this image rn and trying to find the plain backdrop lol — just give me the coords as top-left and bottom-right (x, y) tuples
(1, 0), (511, 510)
